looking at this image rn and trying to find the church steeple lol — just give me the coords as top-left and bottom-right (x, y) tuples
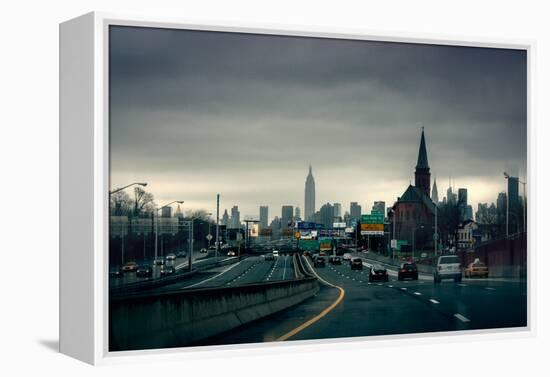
(414, 127), (431, 197)
(432, 176), (439, 204)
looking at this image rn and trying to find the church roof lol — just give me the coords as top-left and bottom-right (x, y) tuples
(397, 184), (436, 214)
(416, 128), (430, 170)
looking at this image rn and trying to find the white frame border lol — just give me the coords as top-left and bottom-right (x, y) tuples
(81, 11), (535, 365)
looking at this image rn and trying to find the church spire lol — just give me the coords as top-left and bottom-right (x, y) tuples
(416, 127), (430, 170)
(414, 128), (431, 197)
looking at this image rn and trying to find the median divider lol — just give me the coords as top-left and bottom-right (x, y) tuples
(109, 276), (320, 351)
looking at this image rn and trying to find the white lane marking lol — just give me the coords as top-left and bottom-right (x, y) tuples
(414, 292), (421, 296)
(485, 287), (496, 291)
(401, 287), (407, 290)
(184, 259), (244, 289)
(388, 285), (393, 288)
(457, 283), (468, 287)
(377, 283), (382, 286)
(429, 299), (440, 304)
(454, 313), (471, 323)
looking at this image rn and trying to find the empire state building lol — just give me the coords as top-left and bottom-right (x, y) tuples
(304, 165), (316, 221)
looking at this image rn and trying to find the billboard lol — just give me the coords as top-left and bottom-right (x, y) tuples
(250, 223), (259, 237)
(319, 239), (332, 252)
(299, 239), (319, 251)
(360, 223), (384, 235)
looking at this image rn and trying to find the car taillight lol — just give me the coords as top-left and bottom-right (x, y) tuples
(401, 269), (406, 272)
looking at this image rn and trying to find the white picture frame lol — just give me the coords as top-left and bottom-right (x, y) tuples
(60, 11), (534, 365)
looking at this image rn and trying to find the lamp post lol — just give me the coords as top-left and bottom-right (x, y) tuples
(504, 172), (510, 239)
(108, 182), (147, 266)
(187, 213), (212, 271)
(155, 201), (184, 261)
(109, 182), (147, 195)
(519, 179), (527, 233)
(412, 225), (425, 261)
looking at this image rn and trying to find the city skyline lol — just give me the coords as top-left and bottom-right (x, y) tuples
(109, 26), (527, 223)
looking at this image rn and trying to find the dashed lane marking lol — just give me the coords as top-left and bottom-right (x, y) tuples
(485, 287), (496, 291)
(429, 299), (440, 304)
(414, 292), (421, 296)
(454, 313), (471, 323)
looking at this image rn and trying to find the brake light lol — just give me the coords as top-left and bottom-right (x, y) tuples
(401, 269), (406, 272)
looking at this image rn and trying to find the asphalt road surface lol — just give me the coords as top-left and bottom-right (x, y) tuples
(200, 255), (527, 346)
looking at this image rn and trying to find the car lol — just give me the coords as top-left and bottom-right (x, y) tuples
(314, 256), (326, 268)
(398, 262), (419, 280)
(153, 257), (165, 266)
(343, 253), (352, 261)
(176, 251), (187, 258)
(272, 250), (279, 257)
(264, 253), (275, 261)
(109, 266), (123, 278)
(303, 251), (311, 258)
(122, 261), (138, 272)
(434, 255), (462, 283)
(350, 257), (363, 270)
(227, 250), (236, 256)
(368, 264), (389, 281)
(165, 253), (176, 261)
(200, 248), (208, 254)
(160, 265), (176, 276)
(464, 258), (489, 278)
(136, 264), (153, 278)
(329, 256), (342, 265)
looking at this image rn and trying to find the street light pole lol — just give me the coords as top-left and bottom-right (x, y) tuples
(216, 194), (220, 258)
(519, 180), (527, 233)
(155, 200), (184, 260)
(504, 172), (510, 239)
(412, 225), (424, 261)
(109, 182), (147, 195)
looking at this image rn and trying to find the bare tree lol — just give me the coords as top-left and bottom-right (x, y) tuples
(186, 209), (211, 220)
(110, 190), (132, 216)
(133, 187), (155, 216)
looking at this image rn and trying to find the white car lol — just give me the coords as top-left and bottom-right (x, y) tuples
(272, 250), (279, 257)
(343, 253), (352, 261)
(434, 255), (462, 283)
(227, 250), (236, 256)
(165, 253), (176, 261)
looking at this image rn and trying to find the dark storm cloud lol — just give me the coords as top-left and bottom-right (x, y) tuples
(109, 25), (527, 217)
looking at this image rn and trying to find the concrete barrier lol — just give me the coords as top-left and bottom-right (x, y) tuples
(110, 276), (319, 351)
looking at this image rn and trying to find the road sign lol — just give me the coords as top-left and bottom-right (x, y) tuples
(361, 223), (384, 235)
(391, 239), (397, 248)
(295, 231), (301, 239)
(361, 213), (384, 224)
(206, 234), (213, 241)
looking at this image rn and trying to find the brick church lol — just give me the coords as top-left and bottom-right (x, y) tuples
(391, 128), (436, 251)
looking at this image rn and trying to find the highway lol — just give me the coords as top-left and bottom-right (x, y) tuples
(199, 254), (527, 346)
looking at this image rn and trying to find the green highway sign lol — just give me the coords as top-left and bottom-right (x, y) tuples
(361, 213), (385, 224)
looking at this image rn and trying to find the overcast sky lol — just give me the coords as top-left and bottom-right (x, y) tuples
(109, 25), (527, 221)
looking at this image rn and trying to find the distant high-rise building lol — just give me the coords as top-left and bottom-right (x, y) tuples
(350, 202), (361, 221)
(231, 205), (240, 228)
(372, 201), (385, 215)
(259, 206), (268, 229)
(458, 188), (468, 221)
(432, 177), (439, 203)
(174, 204), (183, 218)
(465, 205), (473, 221)
(304, 165), (316, 221)
(333, 203), (342, 218)
(221, 209), (229, 226)
(281, 205), (294, 228)
(161, 206), (172, 218)
(294, 206), (302, 221)
(508, 176), (519, 209)
(319, 203), (335, 229)
(446, 179), (455, 205)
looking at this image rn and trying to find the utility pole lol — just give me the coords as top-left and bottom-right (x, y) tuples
(216, 194), (220, 258)
(434, 204), (438, 256)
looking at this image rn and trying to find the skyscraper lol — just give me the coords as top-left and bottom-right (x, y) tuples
(294, 206), (301, 221)
(333, 203), (342, 218)
(432, 177), (439, 204)
(372, 201), (385, 215)
(350, 202), (361, 221)
(259, 206), (268, 229)
(319, 203), (335, 229)
(458, 188), (468, 221)
(304, 165), (316, 221)
(221, 209), (229, 226)
(231, 205), (240, 229)
(161, 206), (172, 218)
(414, 128), (431, 197)
(281, 205), (294, 228)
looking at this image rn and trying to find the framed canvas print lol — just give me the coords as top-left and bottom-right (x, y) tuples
(60, 12), (532, 365)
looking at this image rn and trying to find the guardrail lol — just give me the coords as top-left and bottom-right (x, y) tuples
(110, 276), (320, 351)
(110, 256), (240, 296)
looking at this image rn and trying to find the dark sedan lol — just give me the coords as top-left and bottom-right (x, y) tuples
(160, 265), (176, 276)
(136, 264), (153, 278)
(398, 262), (419, 281)
(350, 257), (363, 270)
(314, 256), (326, 268)
(368, 264), (389, 282)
